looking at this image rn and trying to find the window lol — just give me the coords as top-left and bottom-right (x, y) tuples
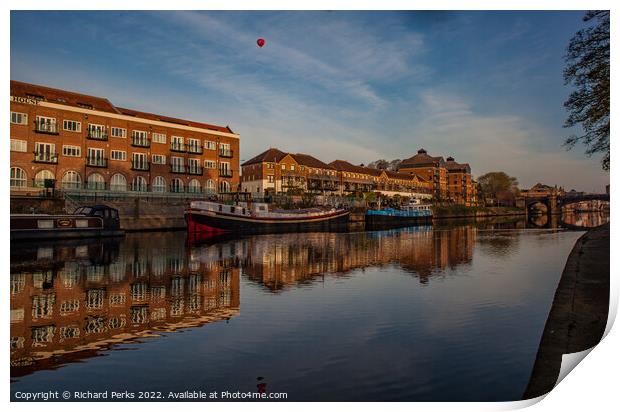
(131, 130), (149, 146)
(267, 175), (274, 183)
(219, 180), (230, 193)
(62, 145), (81, 157)
(152, 176), (166, 193)
(171, 178), (184, 193)
(87, 173), (105, 190)
(132, 152), (149, 170)
(63, 120), (81, 132)
(87, 148), (105, 166)
(171, 136), (184, 151)
(132, 176), (148, 192)
(188, 179), (201, 193)
(11, 112), (28, 125)
(34, 142), (56, 162)
(291, 165), (295, 171)
(111, 127), (126, 138)
(281, 164), (286, 170)
(61, 171), (81, 189)
(171, 156), (184, 173)
(152, 154), (166, 165)
(110, 173), (127, 191)
(187, 138), (201, 152)
(34, 170), (54, 188)
(188, 158), (200, 173)
(110, 150), (126, 161)
(35, 116), (58, 133)
(267, 163), (274, 169)
(10, 139), (27, 152)
(205, 179), (215, 193)
(204, 160), (216, 169)
(10, 167), (27, 188)
(205, 140), (216, 150)
(152, 133), (166, 144)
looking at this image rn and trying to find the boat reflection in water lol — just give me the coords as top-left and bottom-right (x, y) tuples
(10, 236), (240, 378)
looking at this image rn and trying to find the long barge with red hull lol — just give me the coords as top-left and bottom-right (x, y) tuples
(185, 201), (350, 235)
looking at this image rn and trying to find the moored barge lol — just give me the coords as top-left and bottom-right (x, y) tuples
(11, 205), (124, 241)
(185, 200), (350, 235)
(366, 199), (433, 229)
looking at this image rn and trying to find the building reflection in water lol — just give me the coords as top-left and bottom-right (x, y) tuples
(10, 236), (240, 378)
(224, 225), (476, 290)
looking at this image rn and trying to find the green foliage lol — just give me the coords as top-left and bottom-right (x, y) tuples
(477, 172), (520, 199)
(564, 11), (610, 170)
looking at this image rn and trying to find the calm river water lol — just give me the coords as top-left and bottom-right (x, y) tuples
(9, 213), (608, 401)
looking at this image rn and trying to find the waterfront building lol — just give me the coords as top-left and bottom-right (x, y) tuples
(241, 148), (432, 198)
(398, 149), (448, 201)
(10, 80), (240, 197)
(445, 156), (476, 206)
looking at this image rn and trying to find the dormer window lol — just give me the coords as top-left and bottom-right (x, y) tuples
(77, 102), (93, 109)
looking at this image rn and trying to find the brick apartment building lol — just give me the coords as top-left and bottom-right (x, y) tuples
(398, 148), (477, 205)
(241, 148), (433, 199)
(9, 80), (240, 196)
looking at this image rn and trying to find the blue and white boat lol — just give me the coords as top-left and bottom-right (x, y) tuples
(366, 199), (433, 228)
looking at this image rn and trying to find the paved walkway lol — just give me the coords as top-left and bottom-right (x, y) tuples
(523, 223), (610, 399)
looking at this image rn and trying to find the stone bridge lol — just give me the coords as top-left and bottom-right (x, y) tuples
(517, 193), (610, 216)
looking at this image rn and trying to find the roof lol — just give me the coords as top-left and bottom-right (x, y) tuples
(329, 160), (370, 175)
(242, 148), (289, 166)
(399, 148), (445, 169)
(445, 157), (471, 173)
(10, 80), (233, 134)
(290, 153), (335, 170)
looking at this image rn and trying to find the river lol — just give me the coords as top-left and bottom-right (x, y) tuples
(9, 212), (609, 401)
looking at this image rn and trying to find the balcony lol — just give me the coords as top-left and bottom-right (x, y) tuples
(87, 129), (109, 141)
(170, 142), (186, 152)
(131, 137), (151, 148)
(187, 165), (203, 176)
(187, 145), (203, 154)
(170, 165), (186, 174)
(131, 161), (150, 171)
(86, 157), (108, 168)
(219, 169), (233, 178)
(33, 152), (58, 164)
(34, 122), (59, 135)
(219, 149), (233, 158)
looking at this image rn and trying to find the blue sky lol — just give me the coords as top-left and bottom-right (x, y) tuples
(10, 11), (609, 191)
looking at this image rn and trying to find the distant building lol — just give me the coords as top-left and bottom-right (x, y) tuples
(241, 148), (432, 198)
(398, 149), (448, 201)
(10, 80), (240, 196)
(445, 156), (475, 206)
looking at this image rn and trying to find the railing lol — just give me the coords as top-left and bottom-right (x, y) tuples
(87, 130), (109, 140)
(33, 152), (58, 164)
(187, 145), (203, 154)
(170, 142), (186, 152)
(131, 137), (151, 148)
(219, 149), (234, 158)
(188, 166), (203, 175)
(86, 157), (108, 167)
(219, 169), (233, 178)
(131, 161), (150, 171)
(34, 122), (59, 134)
(86, 182), (107, 190)
(130, 184), (149, 192)
(170, 164), (186, 174)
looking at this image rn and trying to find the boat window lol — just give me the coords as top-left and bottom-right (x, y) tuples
(105, 209), (111, 218)
(76, 207), (92, 215)
(93, 210), (104, 218)
(75, 220), (89, 228)
(37, 220), (54, 229)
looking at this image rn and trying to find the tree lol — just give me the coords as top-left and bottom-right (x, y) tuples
(477, 172), (520, 201)
(563, 11), (610, 170)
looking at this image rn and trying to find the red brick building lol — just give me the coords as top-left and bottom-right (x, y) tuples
(10, 81), (240, 196)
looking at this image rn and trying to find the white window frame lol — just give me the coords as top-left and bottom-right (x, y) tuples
(152, 133), (166, 144)
(63, 119), (82, 132)
(152, 154), (166, 165)
(111, 127), (127, 138)
(10, 139), (27, 152)
(204, 160), (217, 169)
(110, 150), (127, 161)
(62, 145), (81, 157)
(11, 112), (28, 125)
(204, 140), (216, 150)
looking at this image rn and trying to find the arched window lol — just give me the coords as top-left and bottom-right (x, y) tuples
(34, 170), (54, 188)
(152, 176), (166, 193)
(132, 176), (148, 192)
(188, 179), (201, 193)
(205, 179), (215, 194)
(110, 173), (127, 191)
(87, 173), (105, 190)
(10, 167), (27, 188)
(61, 171), (81, 190)
(171, 178), (184, 193)
(219, 180), (230, 193)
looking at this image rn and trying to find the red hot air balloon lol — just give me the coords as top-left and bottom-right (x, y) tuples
(257, 38), (265, 48)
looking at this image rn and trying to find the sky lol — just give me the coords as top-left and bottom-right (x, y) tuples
(10, 10), (610, 192)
